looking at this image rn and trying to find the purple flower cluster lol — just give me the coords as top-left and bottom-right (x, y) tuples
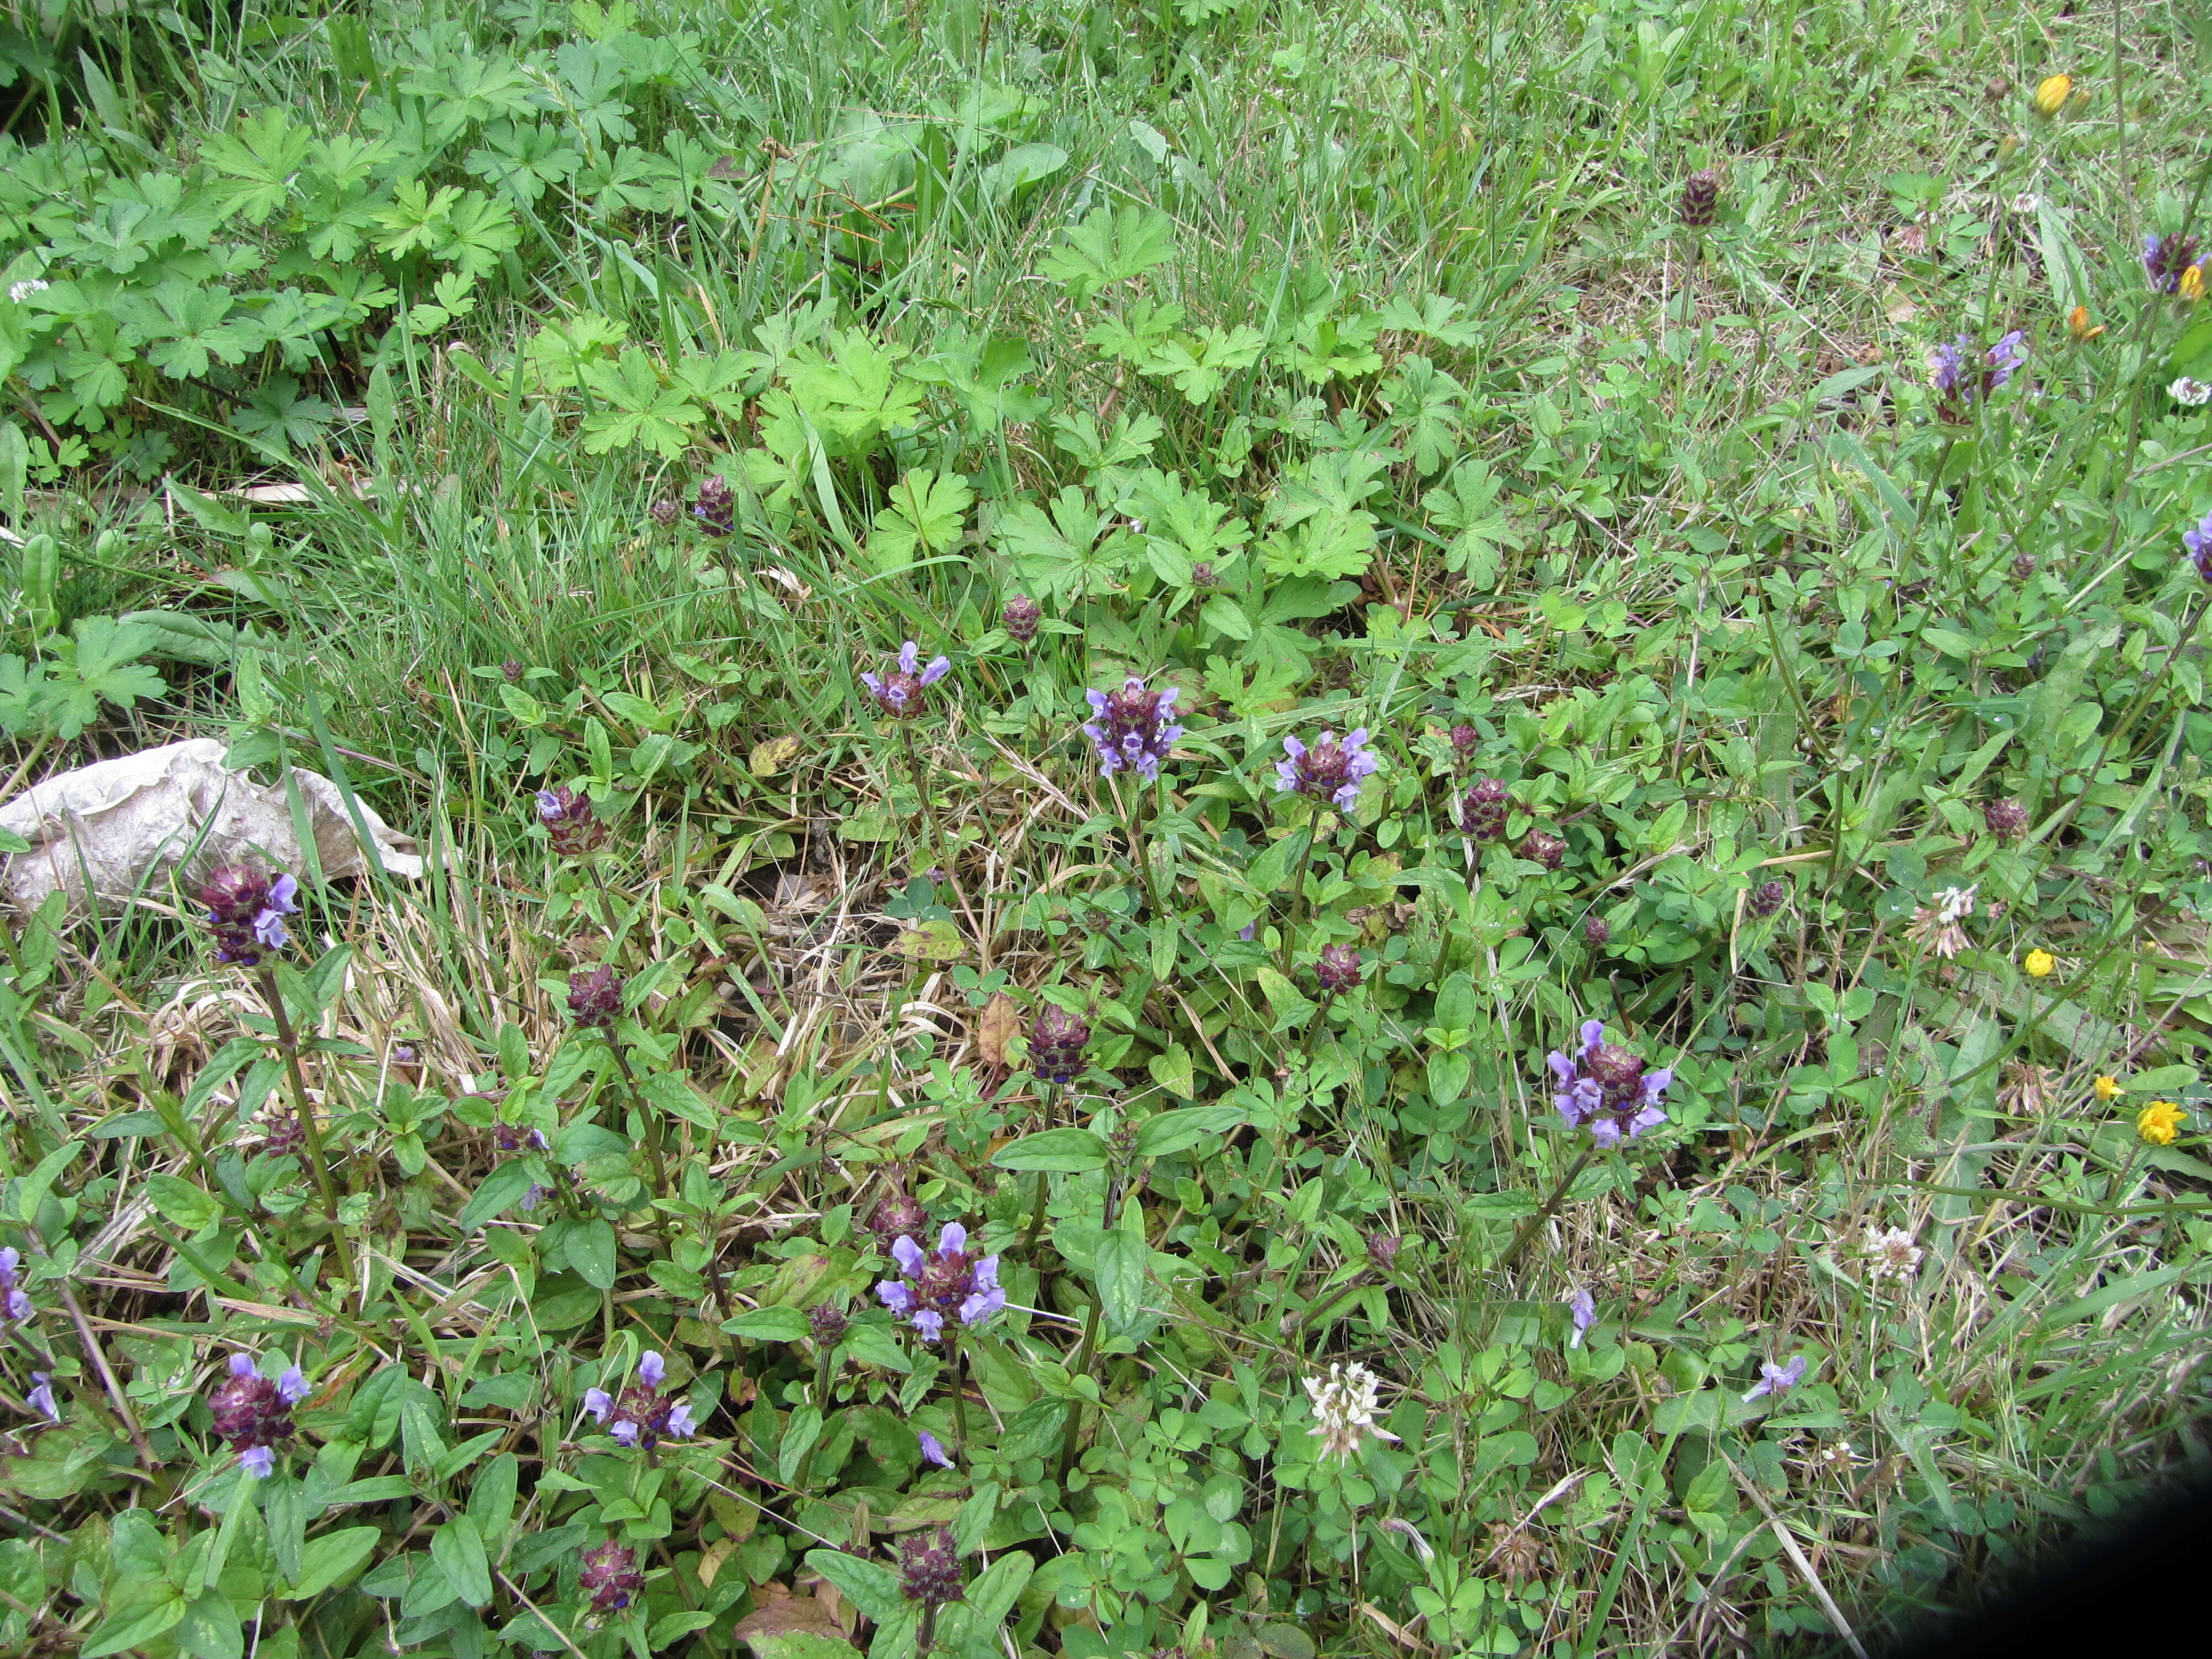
(1547, 1019), (1673, 1147)
(1931, 330), (2027, 413)
(1275, 728), (1380, 811)
(0, 1246), (28, 1322)
(583, 1350), (697, 1448)
(199, 866), (299, 966)
(580, 1540), (644, 1614)
(1743, 1354), (1807, 1403)
(26, 1370), (58, 1423)
(2143, 232), (2201, 294)
(1083, 677), (1184, 781)
(2185, 507), (2212, 582)
(536, 786), (608, 857)
(861, 641), (951, 718)
(878, 1222), (1004, 1342)
(208, 1352), (310, 1477)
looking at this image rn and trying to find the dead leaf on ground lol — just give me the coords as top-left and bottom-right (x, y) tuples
(733, 1581), (847, 1652)
(977, 992), (1021, 1067)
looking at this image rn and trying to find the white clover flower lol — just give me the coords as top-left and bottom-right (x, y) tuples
(1861, 1225), (1923, 1282)
(1908, 884), (1978, 958)
(1303, 1360), (1401, 1463)
(8, 279), (47, 304)
(2168, 377), (2212, 407)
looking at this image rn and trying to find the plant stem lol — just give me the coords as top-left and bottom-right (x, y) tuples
(1494, 1143), (1597, 1279)
(253, 966), (356, 1289)
(947, 1333), (968, 1447)
(1055, 1297), (1101, 1484)
(1275, 817), (1324, 979)
(898, 721), (946, 870)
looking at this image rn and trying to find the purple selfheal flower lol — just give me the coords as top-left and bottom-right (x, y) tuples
(581, 1540), (644, 1614)
(585, 1350), (697, 1448)
(1931, 336), (1968, 397)
(1986, 330), (2028, 389)
(919, 1428), (955, 1468)
(27, 1370), (59, 1423)
(877, 1222), (1004, 1343)
(200, 866), (300, 966)
(1545, 1019), (1672, 1147)
(1274, 728), (1380, 811)
(860, 641), (952, 719)
(1082, 676), (1185, 782)
(0, 1246), (29, 1322)
(535, 785), (607, 857)
(2184, 507), (2212, 582)
(208, 1352), (305, 1476)
(1744, 1355), (1808, 1403)
(2145, 232), (2201, 294)
(1567, 1288), (1595, 1349)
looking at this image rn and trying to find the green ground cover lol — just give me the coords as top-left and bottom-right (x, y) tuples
(2, 2), (2211, 1656)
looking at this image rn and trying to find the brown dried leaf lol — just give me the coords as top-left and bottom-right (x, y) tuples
(733, 1582), (843, 1651)
(978, 992), (1021, 1067)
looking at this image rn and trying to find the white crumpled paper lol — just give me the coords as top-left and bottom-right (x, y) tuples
(0, 737), (422, 916)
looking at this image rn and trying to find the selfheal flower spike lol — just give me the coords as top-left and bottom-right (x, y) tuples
(2183, 508), (2212, 583)
(199, 865), (300, 966)
(1314, 943), (1365, 993)
(1002, 594), (1040, 644)
(899, 1526), (964, 1610)
(1029, 1005), (1089, 1086)
(878, 1221), (1004, 1343)
(1460, 776), (1509, 841)
(535, 785), (608, 857)
(1545, 1019), (1671, 1146)
(861, 641), (952, 718)
(0, 1246), (29, 1322)
(1275, 727), (1380, 811)
(568, 966), (624, 1029)
(208, 1351), (305, 1477)
(583, 1350), (697, 1449)
(1082, 676), (1184, 781)
(693, 474), (736, 536)
(580, 1540), (644, 1614)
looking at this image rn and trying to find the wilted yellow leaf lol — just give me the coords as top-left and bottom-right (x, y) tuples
(978, 992), (1021, 1066)
(751, 734), (805, 776)
(892, 917), (964, 961)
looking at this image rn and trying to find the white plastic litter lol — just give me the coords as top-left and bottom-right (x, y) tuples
(0, 737), (421, 916)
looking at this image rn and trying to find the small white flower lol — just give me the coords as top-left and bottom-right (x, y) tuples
(2168, 377), (2212, 407)
(8, 279), (47, 304)
(1303, 1360), (1401, 1463)
(1861, 1224), (1923, 1282)
(1933, 884), (1976, 924)
(2010, 192), (2043, 214)
(1908, 884), (1978, 958)
(1381, 1516), (1434, 1564)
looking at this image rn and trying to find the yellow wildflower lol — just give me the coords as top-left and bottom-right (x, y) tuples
(2136, 1100), (2184, 1147)
(2182, 264), (2206, 302)
(2069, 304), (2105, 341)
(2093, 1076), (2123, 1101)
(2023, 948), (2056, 979)
(2032, 74), (2072, 117)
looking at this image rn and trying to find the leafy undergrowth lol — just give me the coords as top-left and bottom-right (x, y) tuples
(3, 4), (2212, 1659)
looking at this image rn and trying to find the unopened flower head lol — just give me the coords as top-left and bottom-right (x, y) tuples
(808, 1302), (848, 1346)
(1583, 914), (1610, 948)
(582, 1350), (697, 1449)
(2137, 1100), (2185, 1147)
(1861, 1225), (1923, 1283)
(1459, 776), (1510, 841)
(1679, 169), (1720, 228)
(1521, 830), (1566, 871)
(1743, 1354), (1807, 1402)
(535, 785), (607, 857)
(2031, 73), (2072, 117)
(2024, 947), (2056, 979)
(1276, 728), (1380, 811)
(1303, 1360), (1401, 1462)
(1001, 594), (1041, 643)
(861, 641), (951, 719)
(2093, 1075), (2124, 1102)
(1908, 883), (1977, 958)
(568, 966), (624, 1030)
(693, 474), (735, 536)
(1984, 797), (2028, 839)
(877, 1222), (1004, 1343)
(208, 1352), (310, 1477)
(1028, 1005), (1089, 1086)
(199, 865), (300, 966)
(1314, 943), (1365, 993)
(867, 1188), (928, 1249)
(1750, 877), (1790, 917)
(2170, 378), (2212, 408)
(2144, 232), (2201, 294)
(2183, 508), (2212, 583)
(1547, 1019), (1672, 1147)
(898, 1525), (964, 1610)
(1082, 676), (1184, 781)
(647, 497), (680, 528)
(580, 1540), (644, 1615)
(0, 1246), (30, 1323)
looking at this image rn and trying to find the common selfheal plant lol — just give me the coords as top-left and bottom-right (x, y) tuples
(208, 1352), (310, 1477)
(535, 785), (608, 857)
(1931, 330), (2027, 416)
(877, 1222), (1004, 1343)
(1547, 1020), (1672, 1147)
(199, 866), (300, 966)
(1275, 728), (1380, 811)
(2184, 507), (2212, 582)
(1082, 676), (1185, 781)
(860, 641), (952, 718)
(583, 1350), (697, 1449)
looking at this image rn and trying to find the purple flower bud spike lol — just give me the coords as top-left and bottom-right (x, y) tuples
(877, 1222), (1004, 1342)
(1275, 728), (1380, 811)
(1082, 676), (1183, 781)
(1545, 1019), (1672, 1146)
(861, 641), (952, 718)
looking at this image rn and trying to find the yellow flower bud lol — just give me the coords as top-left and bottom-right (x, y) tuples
(2093, 1075), (2124, 1100)
(2033, 74), (2072, 117)
(2069, 305), (2105, 341)
(2136, 1100), (2184, 1146)
(2023, 948), (2056, 978)
(2182, 264), (2205, 302)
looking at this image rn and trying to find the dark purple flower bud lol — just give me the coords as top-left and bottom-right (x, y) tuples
(1583, 914), (1611, 948)
(1276, 728), (1381, 812)
(1679, 169), (1719, 228)
(868, 1190), (928, 1249)
(1002, 595), (1040, 644)
(1365, 1230), (1402, 1269)
(580, 1540), (644, 1614)
(2184, 508), (2212, 583)
(501, 658), (525, 682)
(568, 966), (624, 1029)
(1314, 943), (1365, 993)
(2145, 232), (2201, 294)
(1984, 799), (2028, 839)
(0, 1246), (31, 1323)
(1750, 878), (1789, 917)
(898, 1525), (964, 1611)
(1028, 1005), (1089, 1086)
(260, 1110), (304, 1160)
(693, 475), (736, 536)
(199, 865), (300, 966)
(2011, 551), (2038, 579)
(1083, 677), (1184, 782)
(808, 1303), (848, 1346)
(648, 497), (681, 528)
(535, 786), (608, 858)
(1189, 561), (1218, 591)
(1522, 830), (1566, 870)
(861, 641), (952, 718)
(1546, 1020), (1671, 1147)
(208, 1352), (309, 1477)
(1459, 777), (1509, 842)
(1448, 723), (1478, 758)
(877, 1222), (1004, 1343)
